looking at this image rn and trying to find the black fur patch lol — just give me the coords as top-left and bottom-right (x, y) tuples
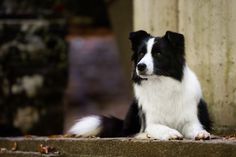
(99, 116), (124, 137)
(152, 33), (185, 81)
(129, 30), (150, 54)
(197, 99), (212, 131)
(99, 100), (142, 137)
(122, 100), (141, 136)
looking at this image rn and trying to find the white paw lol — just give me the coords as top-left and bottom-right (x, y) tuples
(134, 133), (151, 139)
(146, 125), (183, 140)
(194, 130), (210, 140)
(159, 129), (183, 140)
(147, 129), (183, 140)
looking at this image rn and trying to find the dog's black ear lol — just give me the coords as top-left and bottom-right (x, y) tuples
(164, 31), (184, 48)
(129, 30), (150, 51)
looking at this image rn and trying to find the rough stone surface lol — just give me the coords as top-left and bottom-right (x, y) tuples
(0, 137), (235, 157)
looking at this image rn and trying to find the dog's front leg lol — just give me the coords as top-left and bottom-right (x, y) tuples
(136, 124), (183, 140)
(182, 122), (210, 140)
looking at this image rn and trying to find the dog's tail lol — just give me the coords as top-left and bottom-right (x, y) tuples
(68, 115), (124, 137)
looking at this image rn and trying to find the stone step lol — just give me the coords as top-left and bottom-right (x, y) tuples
(0, 137), (235, 157)
(0, 151), (58, 157)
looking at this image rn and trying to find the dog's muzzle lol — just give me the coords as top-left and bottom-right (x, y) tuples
(137, 63), (147, 75)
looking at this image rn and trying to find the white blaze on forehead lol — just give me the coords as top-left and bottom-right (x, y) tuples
(137, 38), (155, 76)
(147, 38), (155, 54)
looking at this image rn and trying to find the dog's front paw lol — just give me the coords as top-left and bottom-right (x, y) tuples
(146, 125), (183, 140)
(161, 129), (183, 140)
(134, 132), (151, 139)
(194, 130), (210, 140)
(149, 128), (183, 140)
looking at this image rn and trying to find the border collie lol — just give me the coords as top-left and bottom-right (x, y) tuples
(68, 30), (212, 140)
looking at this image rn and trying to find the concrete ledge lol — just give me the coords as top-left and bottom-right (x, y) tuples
(0, 137), (236, 157)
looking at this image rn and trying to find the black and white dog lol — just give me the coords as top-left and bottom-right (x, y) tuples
(68, 30), (212, 140)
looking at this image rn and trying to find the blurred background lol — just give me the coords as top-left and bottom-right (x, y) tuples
(0, 0), (235, 137)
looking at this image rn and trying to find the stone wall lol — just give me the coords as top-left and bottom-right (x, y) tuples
(133, 0), (236, 130)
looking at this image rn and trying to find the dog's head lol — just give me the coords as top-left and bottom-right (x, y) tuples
(129, 30), (185, 83)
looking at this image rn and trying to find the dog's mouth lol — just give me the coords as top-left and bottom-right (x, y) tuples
(138, 73), (154, 78)
(136, 66), (155, 79)
(136, 69), (153, 77)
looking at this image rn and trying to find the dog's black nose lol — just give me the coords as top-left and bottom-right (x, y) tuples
(137, 63), (147, 72)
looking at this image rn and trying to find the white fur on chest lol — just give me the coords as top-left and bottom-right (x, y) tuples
(134, 66), (202, 131)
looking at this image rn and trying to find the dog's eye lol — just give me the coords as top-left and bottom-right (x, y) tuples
(153, 52), (161, 57)
(137, 52), (145, 60)
(139, 52), (145, 57)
